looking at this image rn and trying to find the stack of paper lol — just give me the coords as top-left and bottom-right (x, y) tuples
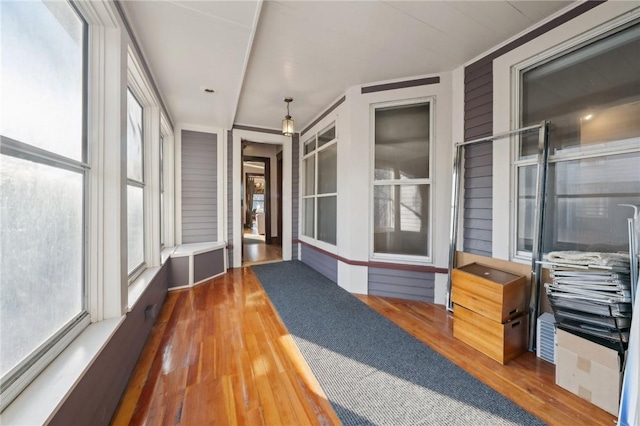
(542, 251), (632, 345)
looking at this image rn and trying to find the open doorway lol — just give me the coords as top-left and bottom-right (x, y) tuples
(242, 142), (283, 266)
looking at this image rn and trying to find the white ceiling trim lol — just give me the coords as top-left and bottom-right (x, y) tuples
(229, 0), (264, 129)
(461, 1), (584, 67)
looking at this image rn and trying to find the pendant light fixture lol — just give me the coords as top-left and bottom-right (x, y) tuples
(282, 97), (295, 136)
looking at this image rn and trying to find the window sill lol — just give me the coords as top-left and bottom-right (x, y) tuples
(0, 317), (123, 425)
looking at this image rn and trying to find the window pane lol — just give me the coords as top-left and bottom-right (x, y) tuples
(1, 155), (83, 376)
(318, 144), (337, 194)
(303, 157), (315, 196)
(303, 137), (315, 156)
(374, 184), (429, 256)
(543, 152), (640, 253)
(303, 198), (315, 238)
(517, 165), (536, 252)
(375, 103), (430, 180)
(127, 90), (144, 182)
(127, 185), (144, 274)
(1, 1), (84, 160)
(318, 196), (337, 245)
(522, 24), (640, 156)
(318, 125), (335, 148)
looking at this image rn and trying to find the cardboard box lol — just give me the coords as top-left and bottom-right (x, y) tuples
(555, 329), (624, 415)
(452, 262), (526, 323)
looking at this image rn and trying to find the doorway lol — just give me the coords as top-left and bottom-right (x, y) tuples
(242, 143), (283, 266)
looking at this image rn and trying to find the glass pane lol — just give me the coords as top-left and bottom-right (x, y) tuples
(542, 152), (640, 253)
(127, 185), (144, 274)
(522, 24), (640, 156)
(160, 191), (165, 246)
(127, 90), (144, 182)
(375, 103), (430, 180)
(318, 125), (335, 148)
(318, 144), (337, 194)
(303, 157), (315, 196)
(374, 184), (429, 256)
(517, 165), (536, 252)
(1, 155), (83, 376)
(1, 1), (85, 160)
(318, 196), (337, 245)
(303, 137), (316, 156)
(303, 198), (315, 238)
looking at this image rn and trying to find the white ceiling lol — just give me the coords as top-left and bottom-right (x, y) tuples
(122, 0), (573, 132)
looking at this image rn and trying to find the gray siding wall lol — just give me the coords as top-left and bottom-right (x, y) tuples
(194, 249), (224, 283)
(463, 141), (493, 256)
(49, 264), (168, 426)
(368, 268), (435, 302)
(301, 244), (337, 283)
(292, 133), (299, 259)
(227, 130), (234, 267)
(463, 61), (493, 257)
(182, 130), (217, 244)
(168, 256), (190, 289)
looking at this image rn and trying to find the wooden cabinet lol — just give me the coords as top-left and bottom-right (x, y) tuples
(452, 262), (528, 364)
(453, 304), (529, 364)
(451, 262), (526, 322)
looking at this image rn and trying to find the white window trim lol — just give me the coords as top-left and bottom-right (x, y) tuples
(300, 121), (338, 248)
(369, 97), (435, 265)
(160, 113), (175, 250)
(126, 47), (162, 283)
(492, 3), (640, 262)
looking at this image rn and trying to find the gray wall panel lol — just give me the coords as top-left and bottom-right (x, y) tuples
(181, 130), (217, 244)
(368, 267), (435, 302)
(169, 256), (190, 288)
(462, 136), (492, 257)
(194, 249), (224, 283)
(301, 244), (337, 283)
(49, 264), (168, 426)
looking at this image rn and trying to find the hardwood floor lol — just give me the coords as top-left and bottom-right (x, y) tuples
(112, 267), (617, 426)
(242, 228), (282, 266)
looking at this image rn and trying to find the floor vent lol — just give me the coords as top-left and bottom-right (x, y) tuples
(536, 312), (557, 364)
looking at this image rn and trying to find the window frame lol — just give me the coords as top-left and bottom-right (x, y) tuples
(511, 19), (640, 261)
(0, 0), (91, 410)
(126, 87), (146, 280)
(301, 121), (338, 248)
(370, 97), (434, 265)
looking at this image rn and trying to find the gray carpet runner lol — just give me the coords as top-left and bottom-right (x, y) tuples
(252, 261), (545, 426)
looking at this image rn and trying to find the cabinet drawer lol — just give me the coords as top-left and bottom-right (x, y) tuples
(453, 304), (528, 364)
(451, 262), (526, 322)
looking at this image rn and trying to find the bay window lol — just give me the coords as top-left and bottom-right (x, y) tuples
(372, 101), (432, 260)
(516, 22), (640, 256)
(302, 123), (337, 245)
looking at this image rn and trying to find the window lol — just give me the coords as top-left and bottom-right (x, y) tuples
(160, 134), (165, 248)
(516, 22), (640, 255)
(372, 101), (432, 259)
(127, 89), (145, 276)
(0, 0), (89, 408)
(301, 123), (337, 245)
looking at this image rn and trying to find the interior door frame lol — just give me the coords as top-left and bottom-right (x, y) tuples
(232, 129), (291, 268)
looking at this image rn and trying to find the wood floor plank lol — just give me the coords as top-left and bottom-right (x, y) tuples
(355, 294), (617, 426)
(112, 267), (617, 426)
